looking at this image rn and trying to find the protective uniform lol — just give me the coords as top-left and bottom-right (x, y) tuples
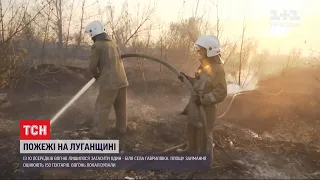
(85, 21), (129, 139)
(179, 35), (227, 166)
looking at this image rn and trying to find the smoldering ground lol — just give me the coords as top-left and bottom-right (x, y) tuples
(0, 63), (319, 179)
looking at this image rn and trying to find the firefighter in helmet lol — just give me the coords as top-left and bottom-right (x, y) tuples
(178, 35), (227, 165)
(85, 20), (129, 145)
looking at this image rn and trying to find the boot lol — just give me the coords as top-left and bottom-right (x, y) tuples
(186, 123), (199, 153)
(117, 131), (127, 153)
(199, 131), (214, 168)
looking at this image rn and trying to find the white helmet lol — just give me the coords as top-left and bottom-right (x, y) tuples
(195, 35), (221, 57)
(85, 20), (105, 38)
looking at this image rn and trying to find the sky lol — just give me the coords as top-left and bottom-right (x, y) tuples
(152, 0), (320, 56)
(85, 0), (319, 56)
(7, 0), (317, 56)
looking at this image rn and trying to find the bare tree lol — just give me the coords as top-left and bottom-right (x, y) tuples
(213, 0), (221, 38)
(130, 23), (153, 98)
(64, 0), (75, 61)
(105, 0), (156, 48)
(76, 0), (86, 48)
(54, 0), (63, 62)
(237, 14), (246, 86)
(281, 49), (301, 76)
(219, 11), (267, 89)
(211, 0), (237, 65)
(0, 0), (51, 88)
(62, 0), (87, 65)
(34, 0), (68, 63)
(0, 0), (4, 43)
(0, 0), (48, 46)
(40, 2), (51, 64)
(307, 49), (320, 68)
(157, 25), (175, 83)
(242, 49), (268, 88)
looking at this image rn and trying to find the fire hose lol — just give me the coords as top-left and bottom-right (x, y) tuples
(50, 53), (283, 152)
(120, 53), (208, 127)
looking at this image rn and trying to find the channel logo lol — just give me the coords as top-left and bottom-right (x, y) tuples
(20, 120), (50, 140)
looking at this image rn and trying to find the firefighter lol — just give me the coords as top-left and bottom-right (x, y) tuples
(85, 20), (129, 142)
(178, 35), (227, 166)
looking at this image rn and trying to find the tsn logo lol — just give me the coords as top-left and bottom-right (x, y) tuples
(20, 120), (50, 140)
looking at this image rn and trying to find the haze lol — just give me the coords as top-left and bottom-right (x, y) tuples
(83, 0), (320, 56)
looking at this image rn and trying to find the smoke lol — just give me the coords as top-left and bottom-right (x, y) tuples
(226, 69), (259, 95)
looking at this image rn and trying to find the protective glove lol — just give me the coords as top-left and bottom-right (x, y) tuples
(195, 71), (200, 80)
(93, 74), (100, 80)
(178, 72), (188, 82)
(195, 95), (202, 106)
(180, 106), (188, 115)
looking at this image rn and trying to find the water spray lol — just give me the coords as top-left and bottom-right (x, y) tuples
(50, 78), (96, 125)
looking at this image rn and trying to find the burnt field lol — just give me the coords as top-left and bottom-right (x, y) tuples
(0, 63), (319, 179)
